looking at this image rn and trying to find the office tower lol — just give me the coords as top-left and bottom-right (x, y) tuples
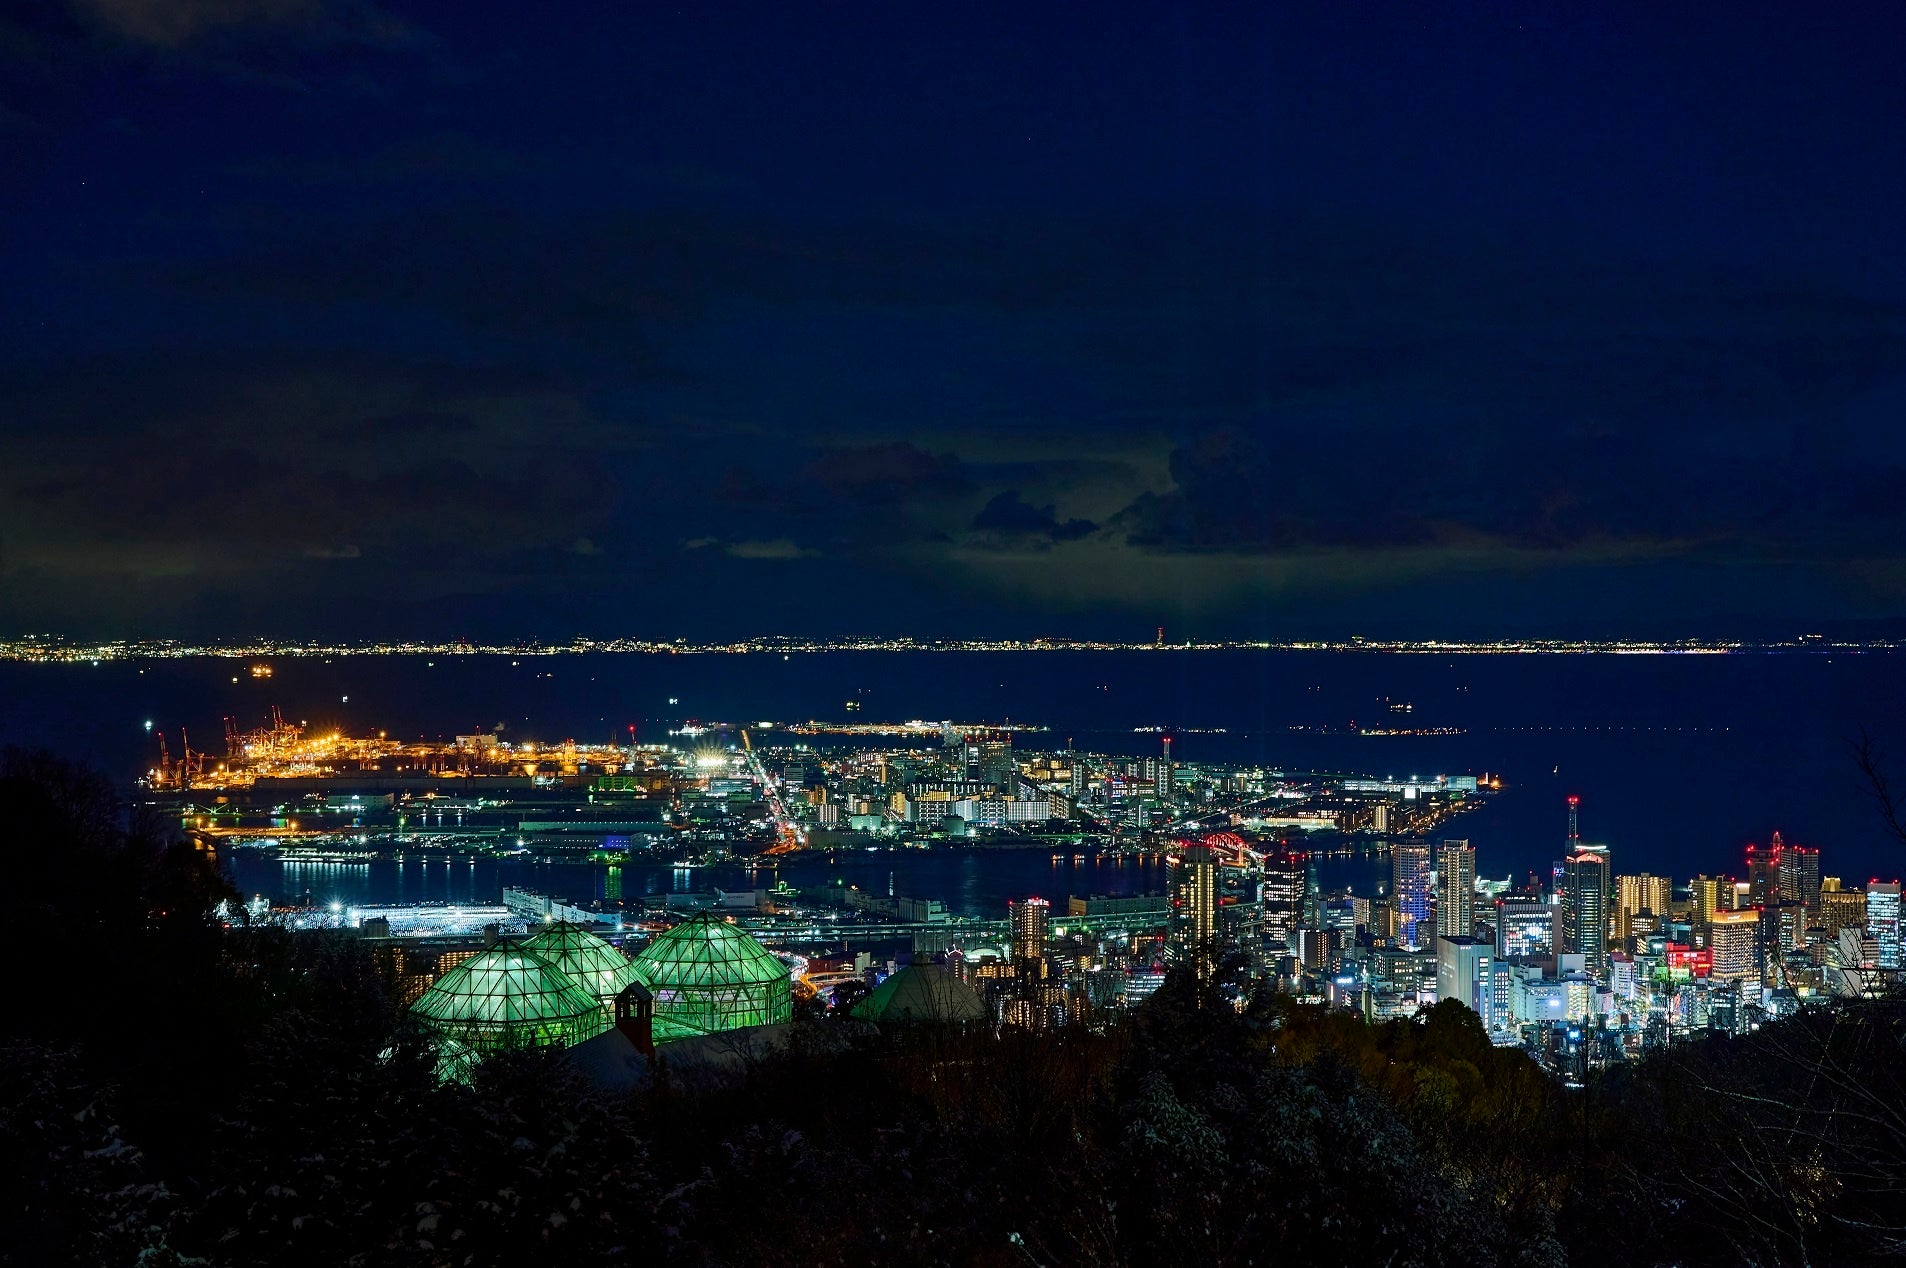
(1177, 844), (1218, 974)
(1738, 831), (1812, 907)
(1745, 902), (1787, 987)
(1821, 883), (1867, 939)
(1780, 843), (1822, 922)
(1615, 874), (1673, 943)
(1261, 849), (1309, 950)
(1159, 735), (1175, 798)
(1495, 898), (1555, 960)
(1868, 881), (1902, 969)
(1392, 844), (1433, 948)
(965, 730), (1016, 790)
(1690, 875), (1725, 933)
(1436, 839), (1476, 940)
(1069, 758), (1090, 798)
(1008, 897), (1049, 975)
(1218, 899), (1264, 971)
(1436, 937), (1493, 1026)
(1368, 896), (1402, 945)
(1561, 851), (1610, 975)
(1708, 909), (1763, 994)
(1567, 795), (1580, 851)
(1745, 837), (1783, 908)
(1141, 753), (1175, 796)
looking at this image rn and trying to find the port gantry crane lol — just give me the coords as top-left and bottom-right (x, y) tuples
(176, 727), (205, 787)
(740, 729), (805, 855)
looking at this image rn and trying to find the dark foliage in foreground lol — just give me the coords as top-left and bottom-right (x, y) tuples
(3, 750), (1903, 1267)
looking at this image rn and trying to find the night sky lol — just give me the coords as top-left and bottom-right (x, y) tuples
(5, 2), (1906, 641)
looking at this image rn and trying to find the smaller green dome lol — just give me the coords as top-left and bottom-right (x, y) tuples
(852, 964), (987, 1023)
(522, 921), (642, 1004)
(410, 941), (609, 1061)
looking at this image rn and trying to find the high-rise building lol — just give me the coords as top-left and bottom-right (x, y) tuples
(964, 731), (1016, 791)
(1392, 844), (1432, 948)
(1707, 909), (1763, 995)
(1495, 898), (1555, 961)
(1177, 844), (1218, 975)
(1615, 874), (1672, 944)
(1294, 927), (1332, 971)
(1261, 850), (1310, 951)
(1436, 937), (1494, 1027)
(1746, 837), (1783, 909)
(1690, 875), (1726, 932)
(1561, 851), (1610, 975)
(1436, 840), (1476, 940)
(1820, 883), (1867, 939)
(1008, 897), (1049, 975)
(1780, 843), (1822, 922)
(1867, 881), (1902, 970)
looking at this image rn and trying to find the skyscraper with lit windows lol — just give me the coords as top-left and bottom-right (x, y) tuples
(1177, 844), (1218, 976)
(1868, 881), (1902, 970)
(1261, 849), (1310, 951)
(1008, 897), (1049, 975)
(1780, 843), (1821, 923)
(1392, 844), (1432, 948)
(1436, 839), (1476, 940)
(1708, 909), (1763, 995)
(1561, 850), (1610, 975)
(1615, 874), (1672, 944)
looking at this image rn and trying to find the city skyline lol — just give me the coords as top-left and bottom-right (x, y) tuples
(7, 630), (1906, 661)
(10, 6), (1906, 1261)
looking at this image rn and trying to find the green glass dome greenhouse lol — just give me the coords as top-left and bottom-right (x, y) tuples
(850, 963), (987, 1023)
(409, 941), (610, 1062)
(630, 912), (793, 1042)
(522, 921), (643, 1007)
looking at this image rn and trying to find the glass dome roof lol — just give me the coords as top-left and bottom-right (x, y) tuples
(410, 941), (610, 1060)
(851, 964), (987, 1023)
(521, 921), (642, 1004)
(630, 912), (793, 1041)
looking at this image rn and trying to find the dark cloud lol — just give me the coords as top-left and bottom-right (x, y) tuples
(801, 443), (969, 506)
(0, 352), (629, 633)
(67, 0), (414, 51)
(970, 490), (1096, 545)
(1112, 413), (1906, 561)
(334, 410), (478, 441)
